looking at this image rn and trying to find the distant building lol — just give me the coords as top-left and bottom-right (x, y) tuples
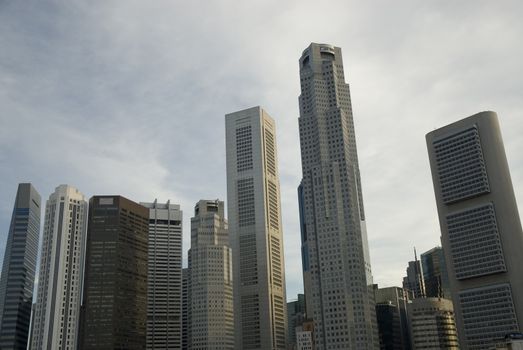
(427, 111), (523, 349)
(407, 298), (459, 349)
(31, 185), (87, 350)
(402, 253), (425, 299)
(296, 319), (314, 350)
(0, 183), (41, 350)
(189, 199), (233, 349)
(374, 286), (410, 350)
(494, 333), (523, 350)
(80, 196), (149, 349)
(226, 106), (287, 349)
(420, 247), (450, 299)
(287, 294), (306, 349)
(141, 200), (182, 349)
(182, 268), (189, 350)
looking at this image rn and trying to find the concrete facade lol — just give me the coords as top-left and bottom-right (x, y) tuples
(31, 185), (87, 350)
(189, 199), (234, 350)
(297, 43), (378, 349)
(226, 106), (287, 350)
(427, 111), (523, 349)
(141, 200), (183, 349)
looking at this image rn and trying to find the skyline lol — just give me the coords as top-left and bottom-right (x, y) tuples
(1, 0), (523, 302)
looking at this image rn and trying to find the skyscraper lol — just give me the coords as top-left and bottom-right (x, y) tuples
(80, 196), (149, 349)
(181, 268), (189, 350)
(189, 199), (234, 349)
(31, 185), (87, 350)
(298, 43), (378, 349)
(225, 106), (287, 350)
(402, 257), (426, 299)
(141, 200), (182, 350)
(420, 246), (450, 299)
(0, 183), (41, 350)
(426, 111), (523, 349)
(287, 294), (306, 349)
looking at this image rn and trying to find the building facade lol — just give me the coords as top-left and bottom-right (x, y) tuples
(141, 200), (182, 349)
(298, 42), (378, 349)
(402, 259), (426, 299)
(225, 106), (287, 349)
(426, 111), (523, 349)
(420, 247), (451, 299)
(31, 185), (87, 350)
(80, 196), (149, 349)
(407, 298), (459, 349)
(0, 183), (41, 350)
(189, 199), (234, 349)
(182, 268), (189, 350)
(374, 286), (410, 350)
(287, 294), (306, 350)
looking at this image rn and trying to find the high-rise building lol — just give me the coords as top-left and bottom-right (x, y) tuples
(426, 111), (523, 349)
(287, 294), (306, 349)
(407, 298), (459, 349)
(420, 247), (451, 299)
(182, 268), (189, 350)
(297, 42), (378, 349)
(31, 185), (87, 350)
(141, 200), (182, 349)
(225, 106), (287, 349)
(373, 286), (410, 350)
(80, 196), (149, 349)
(402, 257), (425, 299)
(189, 199), (234, 349)
(0, 183), (41, 350)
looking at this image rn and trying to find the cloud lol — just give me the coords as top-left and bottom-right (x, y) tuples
(1, 0), (522, 300)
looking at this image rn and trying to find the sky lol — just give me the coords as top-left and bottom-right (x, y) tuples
(1, 0), (522, 302)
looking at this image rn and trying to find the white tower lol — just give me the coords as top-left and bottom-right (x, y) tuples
(226, 106), (287, 350)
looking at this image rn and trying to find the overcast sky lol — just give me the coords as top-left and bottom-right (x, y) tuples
(1, 0), (522, 301)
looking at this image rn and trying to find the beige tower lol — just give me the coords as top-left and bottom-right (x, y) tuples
(426, 111), (523, 349)
(189, 199), (234, 349)
(225, 106), (287, 350)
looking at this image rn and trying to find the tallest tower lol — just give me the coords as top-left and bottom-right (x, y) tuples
(298, 43), (378, 349)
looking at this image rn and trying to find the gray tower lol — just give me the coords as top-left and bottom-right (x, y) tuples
(141, 200), (183, 350)
(426, 111), (523, 349)
(0, 183), (41, 350)
(298, 43), (378, 349)
(226, 106), (287, 350)
(189, 199), (233, 349)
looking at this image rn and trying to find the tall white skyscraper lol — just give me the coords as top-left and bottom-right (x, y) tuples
(225, 106), (287, 350)
(31, 185), (88, 350)
(297, 43), (379, 349)
(426, 111), (523, 349)
(141, 200), (183, 350)
(189, 199), (234, 349)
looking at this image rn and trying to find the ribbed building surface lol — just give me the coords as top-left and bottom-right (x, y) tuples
(31, 185), (87, 350)
(141, 200), (182, 349)
(427, 112), (523, 349)
(226, 106), (287, 350)
(189, 199), (233, 350)
(80, 196), (149, 349)
(407, 298), (459, 349)
(298, 43), (378, 349)
(0, 183), (41, 350)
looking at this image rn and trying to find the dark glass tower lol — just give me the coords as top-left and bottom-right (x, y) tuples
(298, 43), (378, 349)
(0, 183), (41, 349)
(80, 196), (149, 349)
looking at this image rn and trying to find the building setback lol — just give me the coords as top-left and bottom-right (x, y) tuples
(79, 196), (149, 349)
(226, 106), (287, 349)
(426, 111), (523, 349)
(297, 42), (378, 349)
(189, 199), (234, 349)
(0, 183), (41, 350)
(141, 200), (182, 349)
(31, 185), (87, 350)
(407, 298), (459, 349)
